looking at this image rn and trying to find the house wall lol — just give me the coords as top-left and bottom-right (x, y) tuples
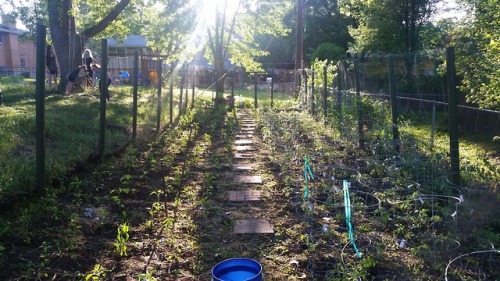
(0, 15), (36, 76)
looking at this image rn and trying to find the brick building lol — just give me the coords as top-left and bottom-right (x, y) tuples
(0, 14), (36, 77)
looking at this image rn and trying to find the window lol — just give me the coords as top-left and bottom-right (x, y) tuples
(20, 58), (25, 68)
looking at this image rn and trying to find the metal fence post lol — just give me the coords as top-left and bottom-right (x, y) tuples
(191, 68), (195, 109)
(254, 74), (258, 109)
(231, 77), (235, 109)
(323, 64), (327, 117)
(35, 23), (46, 193)
(184, 64), (189, 112)
(270, 73), (274, 108)
(388, 54), (400, 154)
(337, 62), (343, 135)
(304, 70), (308, 112)
(447, 47), (460, 186)
(311, 70), (315, 116)
(431, 103), (436, 149)
(354, 59), (364, 148)
(179, 64), (184, 116)
(156, 59), (162, 131)
(132, 50), (139, 141)
(98, 39), (108, 158)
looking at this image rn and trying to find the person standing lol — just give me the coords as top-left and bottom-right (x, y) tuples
(82, 49), (94, 90)
(46, 45), (59, 92)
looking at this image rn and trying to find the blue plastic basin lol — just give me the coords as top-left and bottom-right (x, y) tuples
(211, 258), (263, 281)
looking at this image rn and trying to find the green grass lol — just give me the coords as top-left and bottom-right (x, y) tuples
(398, 110), (500, 184)
(0, 84), (189, 199)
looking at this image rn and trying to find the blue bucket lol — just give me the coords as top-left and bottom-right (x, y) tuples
(211, 258), (263, 281)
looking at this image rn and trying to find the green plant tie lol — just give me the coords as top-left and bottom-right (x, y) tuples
(303, 157), (315, 200)
(343, 180), (362, 258)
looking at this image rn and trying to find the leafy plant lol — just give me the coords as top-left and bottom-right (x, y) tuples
(113, 223), (130, 257)
(137, 268), (157, 281)
(85, 264), (108, 281)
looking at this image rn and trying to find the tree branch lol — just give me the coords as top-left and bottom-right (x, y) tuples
(82, 0), (131, 38)
(222, 2), (241, 60)
(207, 28), (216, 58)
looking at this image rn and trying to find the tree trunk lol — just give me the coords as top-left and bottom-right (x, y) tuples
(48, 0), (84, 93)
(47, 0), (131, 93)
(214, 47), (225, 102)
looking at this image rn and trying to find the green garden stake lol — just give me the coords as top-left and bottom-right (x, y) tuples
(343, 180), (362, 258)
(303, 157), (315, 200)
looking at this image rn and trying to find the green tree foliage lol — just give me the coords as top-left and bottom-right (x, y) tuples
(254, 33), (296, 69)
(303, 0), (351, 62)
(339, 0), (439, 94)
(141, 0), (196, 63)
(7, 0), (139, 91)
(311, 58), (337, 92)
(339, 0), (438, 54)
(202, 0), (293, 99)
(310, 42), (345, 63)
(419, 19), (456, 51)
(254, 7), (296, 70)
(454, 0), (500, 110)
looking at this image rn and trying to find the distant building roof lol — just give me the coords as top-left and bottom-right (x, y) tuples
(108, 35), (147, 48)
(0, 24), (27, 35)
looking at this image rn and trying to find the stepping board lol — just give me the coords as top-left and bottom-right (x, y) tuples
(235, 146), (256, 152)
(233, 164), (253, 171)
(235, 134), (254, 139)
(235, 139), (254, 145)
(234, 175), (262, 184)
(234, 153), (254, 159)
(228, 190), (262, 201)
(233, 219), (274, 234)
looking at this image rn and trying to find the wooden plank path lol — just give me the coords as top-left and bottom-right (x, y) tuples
(228, 109), (274, 234)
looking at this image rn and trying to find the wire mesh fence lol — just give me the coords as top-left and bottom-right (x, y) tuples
(0, 51), (210, 200)
(293, 51), (499, 191)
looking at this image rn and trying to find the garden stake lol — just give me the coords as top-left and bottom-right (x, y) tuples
(343, 180), (362, 258)
(303, 156), (315, 200)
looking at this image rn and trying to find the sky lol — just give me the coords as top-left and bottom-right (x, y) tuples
(432, 0), (467, 22)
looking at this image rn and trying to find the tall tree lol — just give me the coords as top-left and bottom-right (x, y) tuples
(8, 0), (133, 92)
(454, 0), (499, 109)
(303, 0), (352, 63)
(141, 0), (196, 63)
(47, 0), (132, 92)
(339, 0), (438, 93)
(200, 0), (292, 101)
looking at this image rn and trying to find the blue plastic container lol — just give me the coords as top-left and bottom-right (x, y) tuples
(211, 258), (263, 281)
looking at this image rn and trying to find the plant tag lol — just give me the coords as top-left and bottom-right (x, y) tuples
(322, 224), (329, 232)
(335, 186), (340, 193)
(399, 239), (406, 248)
(459, 194), (464, 202)
(323, 171), (326, 177)
(307, 203), (314, 211)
